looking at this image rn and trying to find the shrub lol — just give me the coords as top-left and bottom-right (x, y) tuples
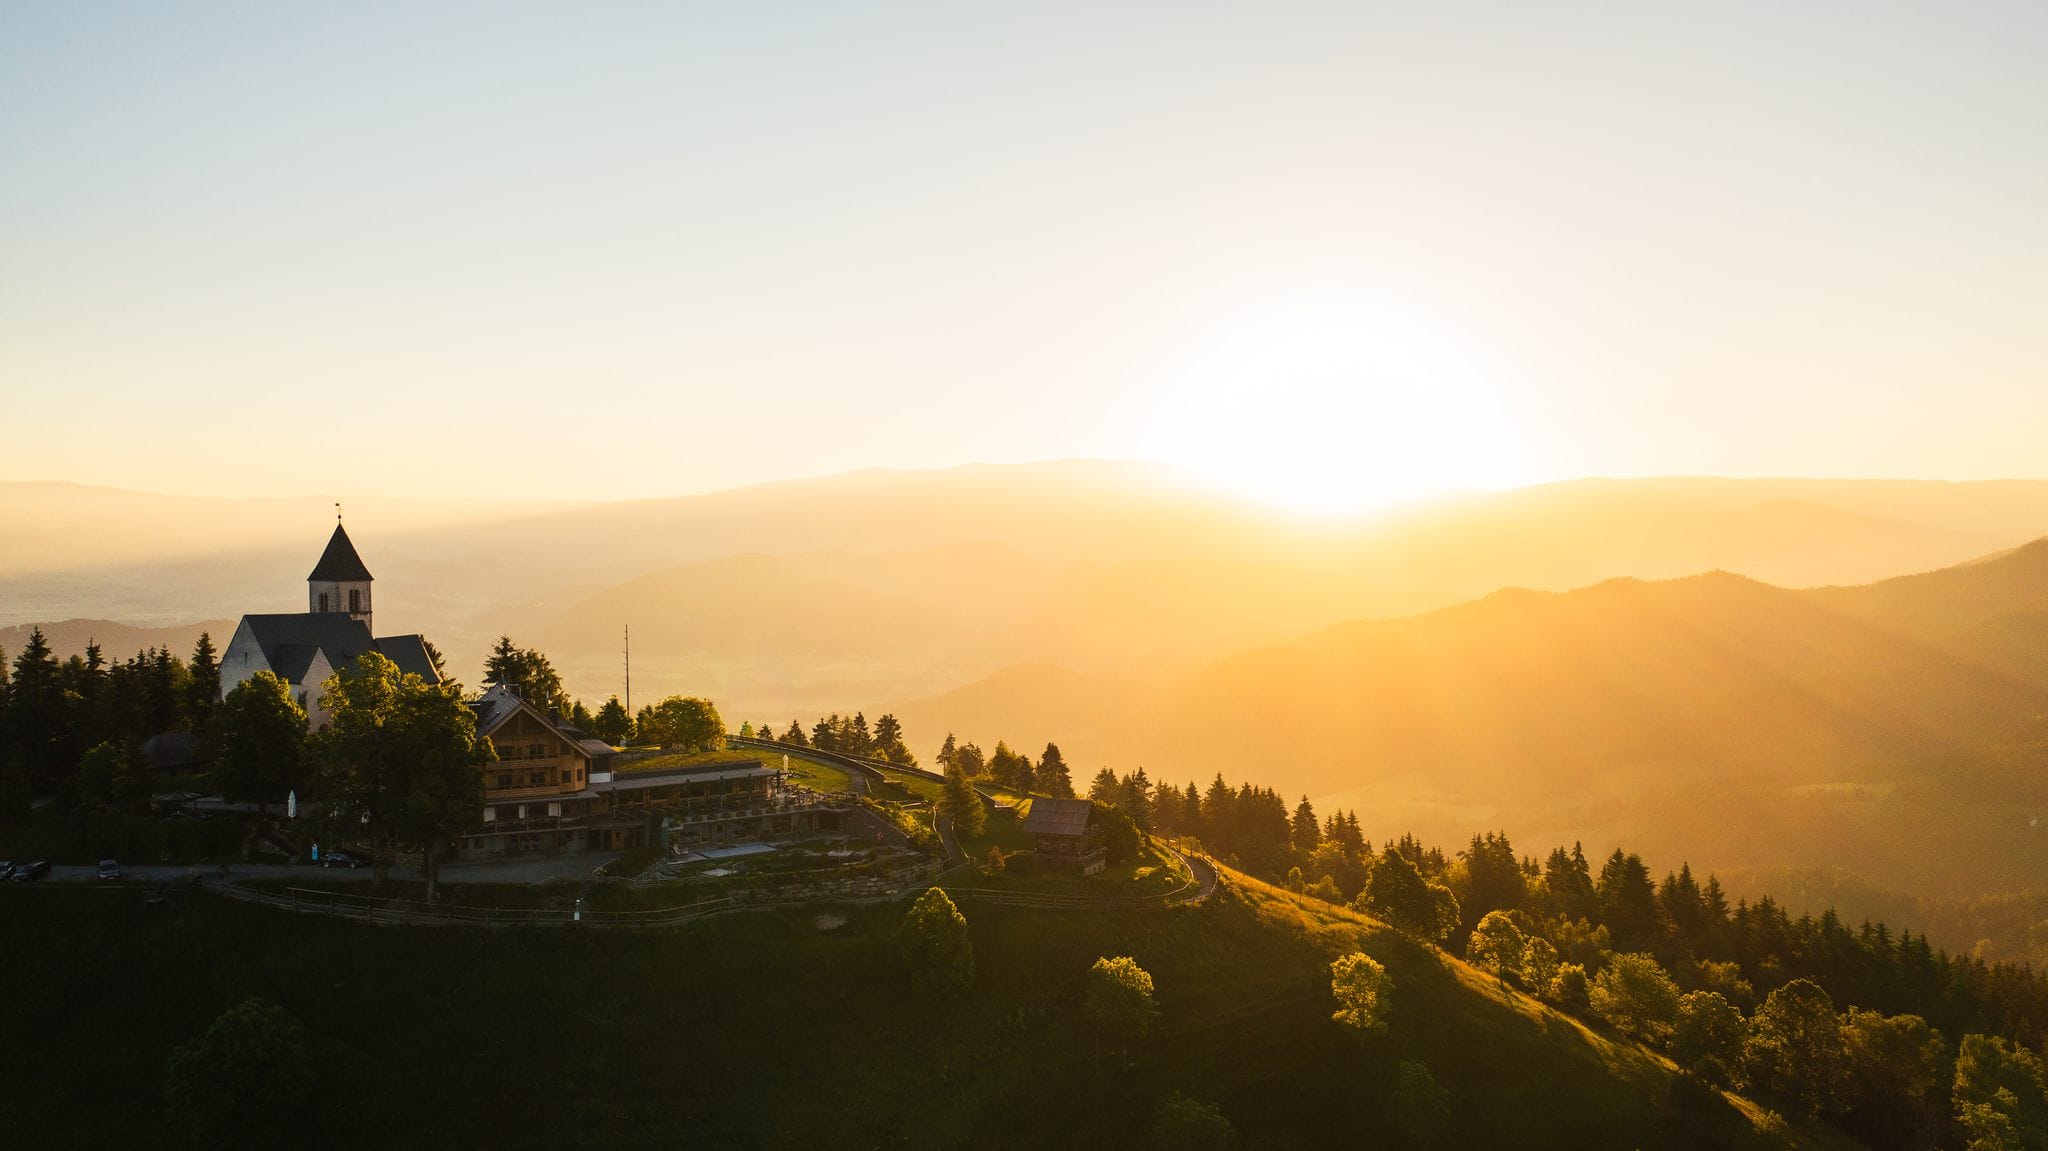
(1151, 1091), (1232, 1150)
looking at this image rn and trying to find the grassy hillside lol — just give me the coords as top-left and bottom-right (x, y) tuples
(1, 874), (1859, 1149)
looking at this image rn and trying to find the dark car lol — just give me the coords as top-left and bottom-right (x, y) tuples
(97, 859), (121, 880)
(0, 861), (13, 881)
(12, 861), (51, 882)
(322, 849), (370, 870)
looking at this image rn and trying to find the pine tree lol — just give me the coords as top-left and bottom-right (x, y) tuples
(939, 759), (985, 838)
(1038, 741), (1073, 797)
(1291, 796), (1321, 855)
(8, 627), (64, 795)
(1088, 767), (1121, 805)
(1121, 767), (1153, 830)
(187, 632), (221, 728)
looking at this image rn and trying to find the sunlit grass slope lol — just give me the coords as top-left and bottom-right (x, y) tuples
(1, 873), (1862, 1149)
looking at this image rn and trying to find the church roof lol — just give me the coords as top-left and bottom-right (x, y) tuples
(373, 634), (440, 681)
(239, 613), (377, 683)
(234, 614), (443, 686)
(308, 523), (374, 582)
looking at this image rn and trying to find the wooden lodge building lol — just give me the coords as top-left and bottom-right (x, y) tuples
(1020, 797), (1106, 874)
(462, 684), (855, 860)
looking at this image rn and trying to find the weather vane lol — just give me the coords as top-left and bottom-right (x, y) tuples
(335, 501), (342, 523)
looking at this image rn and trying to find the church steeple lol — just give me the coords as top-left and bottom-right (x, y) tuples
(308, 519), (373, 633)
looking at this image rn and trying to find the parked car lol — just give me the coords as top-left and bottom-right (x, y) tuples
(0, 861), (13, 881)
(12, 861), (51, 882)
(322, 849), (370, 870)
(97, 859), (121, 880)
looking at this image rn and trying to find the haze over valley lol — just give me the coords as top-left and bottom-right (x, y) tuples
(10, 466), (2048, 963)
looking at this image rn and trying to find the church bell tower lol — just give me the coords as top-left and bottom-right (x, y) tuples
(308, 515), (374, 633)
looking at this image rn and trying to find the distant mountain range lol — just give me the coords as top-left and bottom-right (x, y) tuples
(6, 465), (2048, 937)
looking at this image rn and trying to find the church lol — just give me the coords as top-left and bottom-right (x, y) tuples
(218, 521), (443, 727)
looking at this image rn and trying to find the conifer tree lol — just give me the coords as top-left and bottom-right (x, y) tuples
(1038, 741), (1073, 797)
(939, 759), (985, 839)
(187, 632), (221, 728)
(1291, 796), (1321, 855)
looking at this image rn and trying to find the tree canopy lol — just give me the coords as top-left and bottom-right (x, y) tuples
(1088, 955), (1158, 1056)
(209, 670), (306, 812)
(164, 997), (315, 1148)
(899, 887), (973, 995)
(1329, 951), (1393, 1033)
(483, 635), (569, 716)
(308, 652), (489, 896)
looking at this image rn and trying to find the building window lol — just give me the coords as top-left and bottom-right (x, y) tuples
(318, 592), (329, 612)
(349, 588), (361, 613)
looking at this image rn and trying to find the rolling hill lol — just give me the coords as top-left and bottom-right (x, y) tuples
(904, 540), (2048, 915)
(0, 875), (1860, 1150)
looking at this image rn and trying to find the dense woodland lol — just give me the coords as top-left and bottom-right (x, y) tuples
(867, 720), (2048, 1149)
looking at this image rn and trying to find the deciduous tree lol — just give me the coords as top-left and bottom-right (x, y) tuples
(1672, 991), (1746, 1088)
(1590, 953), (1682, 1045)
(1741, 978), (1845, 1117)
(209, 670), (307, 815)
(639, 696), (724, 753)
(1329, 951), (1394, 1033)
(1952, 1033), (2048, 1151)
(309, 652), (489, 894)
(164, 997), (315, 1148)
(1088, 955), (1158, 1059)
(1468, 911), (1527, 983)
(898, 887), (973, 995)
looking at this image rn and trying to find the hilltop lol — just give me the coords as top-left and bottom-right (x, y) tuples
(0, 871), (1857, 1150)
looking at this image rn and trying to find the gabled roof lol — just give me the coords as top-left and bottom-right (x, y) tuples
(1021, 797), (1093, 838)
(471, 683), (580, 748)
(238, 613), (376, 683)
(372, 633), (440, 682)
(233, 614), (442, 686)
(308, 523), (374, 582)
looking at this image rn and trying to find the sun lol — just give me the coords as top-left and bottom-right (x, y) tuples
(1152, 299), (1518, 516)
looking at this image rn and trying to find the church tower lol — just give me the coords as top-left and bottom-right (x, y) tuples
(308, 520), (374, 633)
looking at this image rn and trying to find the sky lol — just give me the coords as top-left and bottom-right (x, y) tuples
(3, 1), (2046, 509)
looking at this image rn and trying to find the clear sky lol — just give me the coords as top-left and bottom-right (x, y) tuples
(3, 2), (2045, 508)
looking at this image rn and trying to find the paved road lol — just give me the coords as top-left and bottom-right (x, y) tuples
(32, 851), (618, 887)
(1159, 844), (1218, 904)
(933, 813), (965, 868)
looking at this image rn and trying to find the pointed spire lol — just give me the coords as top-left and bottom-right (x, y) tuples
(308, 522), (373, 582)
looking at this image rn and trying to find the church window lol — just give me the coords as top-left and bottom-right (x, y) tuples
(348, 588), (360, 613)
(319, 593), (330, 612)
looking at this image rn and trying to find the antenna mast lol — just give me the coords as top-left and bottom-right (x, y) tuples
(623, 623), (631, 720)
